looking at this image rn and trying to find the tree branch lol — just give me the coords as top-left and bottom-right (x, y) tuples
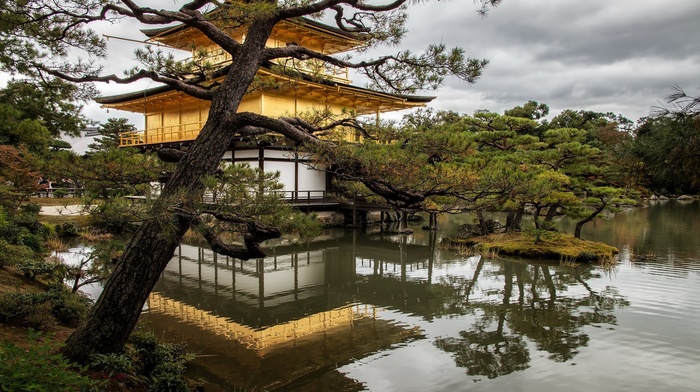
(37, 66), (214, 101)
(193, 215), (280, 260)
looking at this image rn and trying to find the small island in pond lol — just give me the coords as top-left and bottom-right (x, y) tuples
(441, 232), (618, 262)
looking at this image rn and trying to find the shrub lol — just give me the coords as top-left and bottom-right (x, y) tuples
(0, 239), (33, 268)
(41, 222), (58, 238)
(50, 291), (92, 327)
(88, 198), (137, 234)
(0, 287), (91, 329)
(128, 329), (195, 391)
(17, 259), (63, 280)
(0, 292), (52, 328)
(0, 331), (100, 392)
(20, 203), (42, 216)
(52, 188), (69, 198)
(150, 373), (191, 392)
(56, 221), (80, 238)
(90, 353), (136, 377)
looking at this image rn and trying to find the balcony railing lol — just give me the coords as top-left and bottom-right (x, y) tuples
(194, 49), (350, 83)
(119, 120), (207, 147)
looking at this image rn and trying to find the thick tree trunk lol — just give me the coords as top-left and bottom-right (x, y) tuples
(61, 21), (275, 363)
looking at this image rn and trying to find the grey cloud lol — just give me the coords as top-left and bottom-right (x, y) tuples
(51, 0), (700, 126)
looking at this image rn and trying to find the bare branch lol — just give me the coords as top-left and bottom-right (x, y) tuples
(235, 112), (325, 146)
(37, 65), (214, 101)
(193, 216), (280, 260)
(263, 43), (487, 93)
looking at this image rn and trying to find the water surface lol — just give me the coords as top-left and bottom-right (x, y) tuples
(142, 200), (700, 391)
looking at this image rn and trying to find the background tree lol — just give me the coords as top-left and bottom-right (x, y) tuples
(628, 87), (700, 194)
(0, 79), (87, 154)
(0, 145), (40, 212)
(314, 110), (487, 231)
(87, 118), (135, 153)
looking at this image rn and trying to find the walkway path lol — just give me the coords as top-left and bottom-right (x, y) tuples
(39, 205), (87, 216)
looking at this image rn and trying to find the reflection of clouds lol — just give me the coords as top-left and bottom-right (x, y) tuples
(54, 245), (103, 300)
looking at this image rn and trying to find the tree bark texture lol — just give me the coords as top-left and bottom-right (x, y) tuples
(61, 20), (275, 363)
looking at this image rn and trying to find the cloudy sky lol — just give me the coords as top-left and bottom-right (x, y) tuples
(74, 0), (700, 129)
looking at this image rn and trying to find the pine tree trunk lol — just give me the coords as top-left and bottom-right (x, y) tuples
(533, 206), (542, 229)
(574, 201), (607, 239)
(544, 204), (558, 222)
(61, 21), (274, 363)
(476, 209), (489, 235)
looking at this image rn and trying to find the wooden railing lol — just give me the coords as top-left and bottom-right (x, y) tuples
(270, 58), (350, 83)
(119, 120), (207, 147)
(201, 190), (334, 205)
(273, 190), (333, 204)
(194, 49), (351, 83)
(36, 187), (84, 198)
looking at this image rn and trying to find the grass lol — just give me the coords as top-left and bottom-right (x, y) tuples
(30, 197), (84, 207)
(39, 215), (86, 225)
(440, 231), (618, 263)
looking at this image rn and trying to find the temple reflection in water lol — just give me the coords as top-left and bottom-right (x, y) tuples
(142, 230), (436, 390)
(142, 226), (627, 390)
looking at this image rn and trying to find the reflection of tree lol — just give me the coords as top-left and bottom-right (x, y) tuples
(562, 201), (700, 267)
(435, 263), (530, 379)
(435, 321), (529, 379)
(435, 260), (629, 378)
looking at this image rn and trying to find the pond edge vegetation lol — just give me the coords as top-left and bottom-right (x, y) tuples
(440, 231), (619, 263)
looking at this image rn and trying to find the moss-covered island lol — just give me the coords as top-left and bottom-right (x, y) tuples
(440, 232), (618, 262)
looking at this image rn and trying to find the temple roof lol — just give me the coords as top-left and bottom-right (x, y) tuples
(142, 16), (361, 41)
(142, 16), (364, 54)
(96, 62), (435, 115)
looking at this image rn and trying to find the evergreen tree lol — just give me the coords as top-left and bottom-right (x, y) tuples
(88, 118), (136, 153)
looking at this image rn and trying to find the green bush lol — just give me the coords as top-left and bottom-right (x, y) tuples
(56, 221), (80, 237)
(0, 239), (33, 268)
(0, 288), (91, 329)
(50, 291), (92, 327)
(41, 222), (57, 238)
(17, 259), (63, 280)
(150, 373), (191, 392)
(52, 188), (69, 198)
(0, 292), (52, 328)
(88, 198), (137, 234)
(20, 203), (42, 216)
(128, 329), (195, 391)
(0, 331), (100, 392)
(90, 353), (135, 377)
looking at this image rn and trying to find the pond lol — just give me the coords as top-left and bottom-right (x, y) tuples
(139, 200), (700, 391)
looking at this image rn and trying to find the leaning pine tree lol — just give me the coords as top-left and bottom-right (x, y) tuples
(0, 0), (501, 362)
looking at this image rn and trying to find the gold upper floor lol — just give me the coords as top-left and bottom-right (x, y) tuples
(145, 16), (364, 84)
(100, 16), (433, 147)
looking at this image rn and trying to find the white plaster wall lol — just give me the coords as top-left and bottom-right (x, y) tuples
(298, 164), (326, 195)
(264, 149), (293, 159)
(264, 160), (294, 194)
(234, 150), (258, 159)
